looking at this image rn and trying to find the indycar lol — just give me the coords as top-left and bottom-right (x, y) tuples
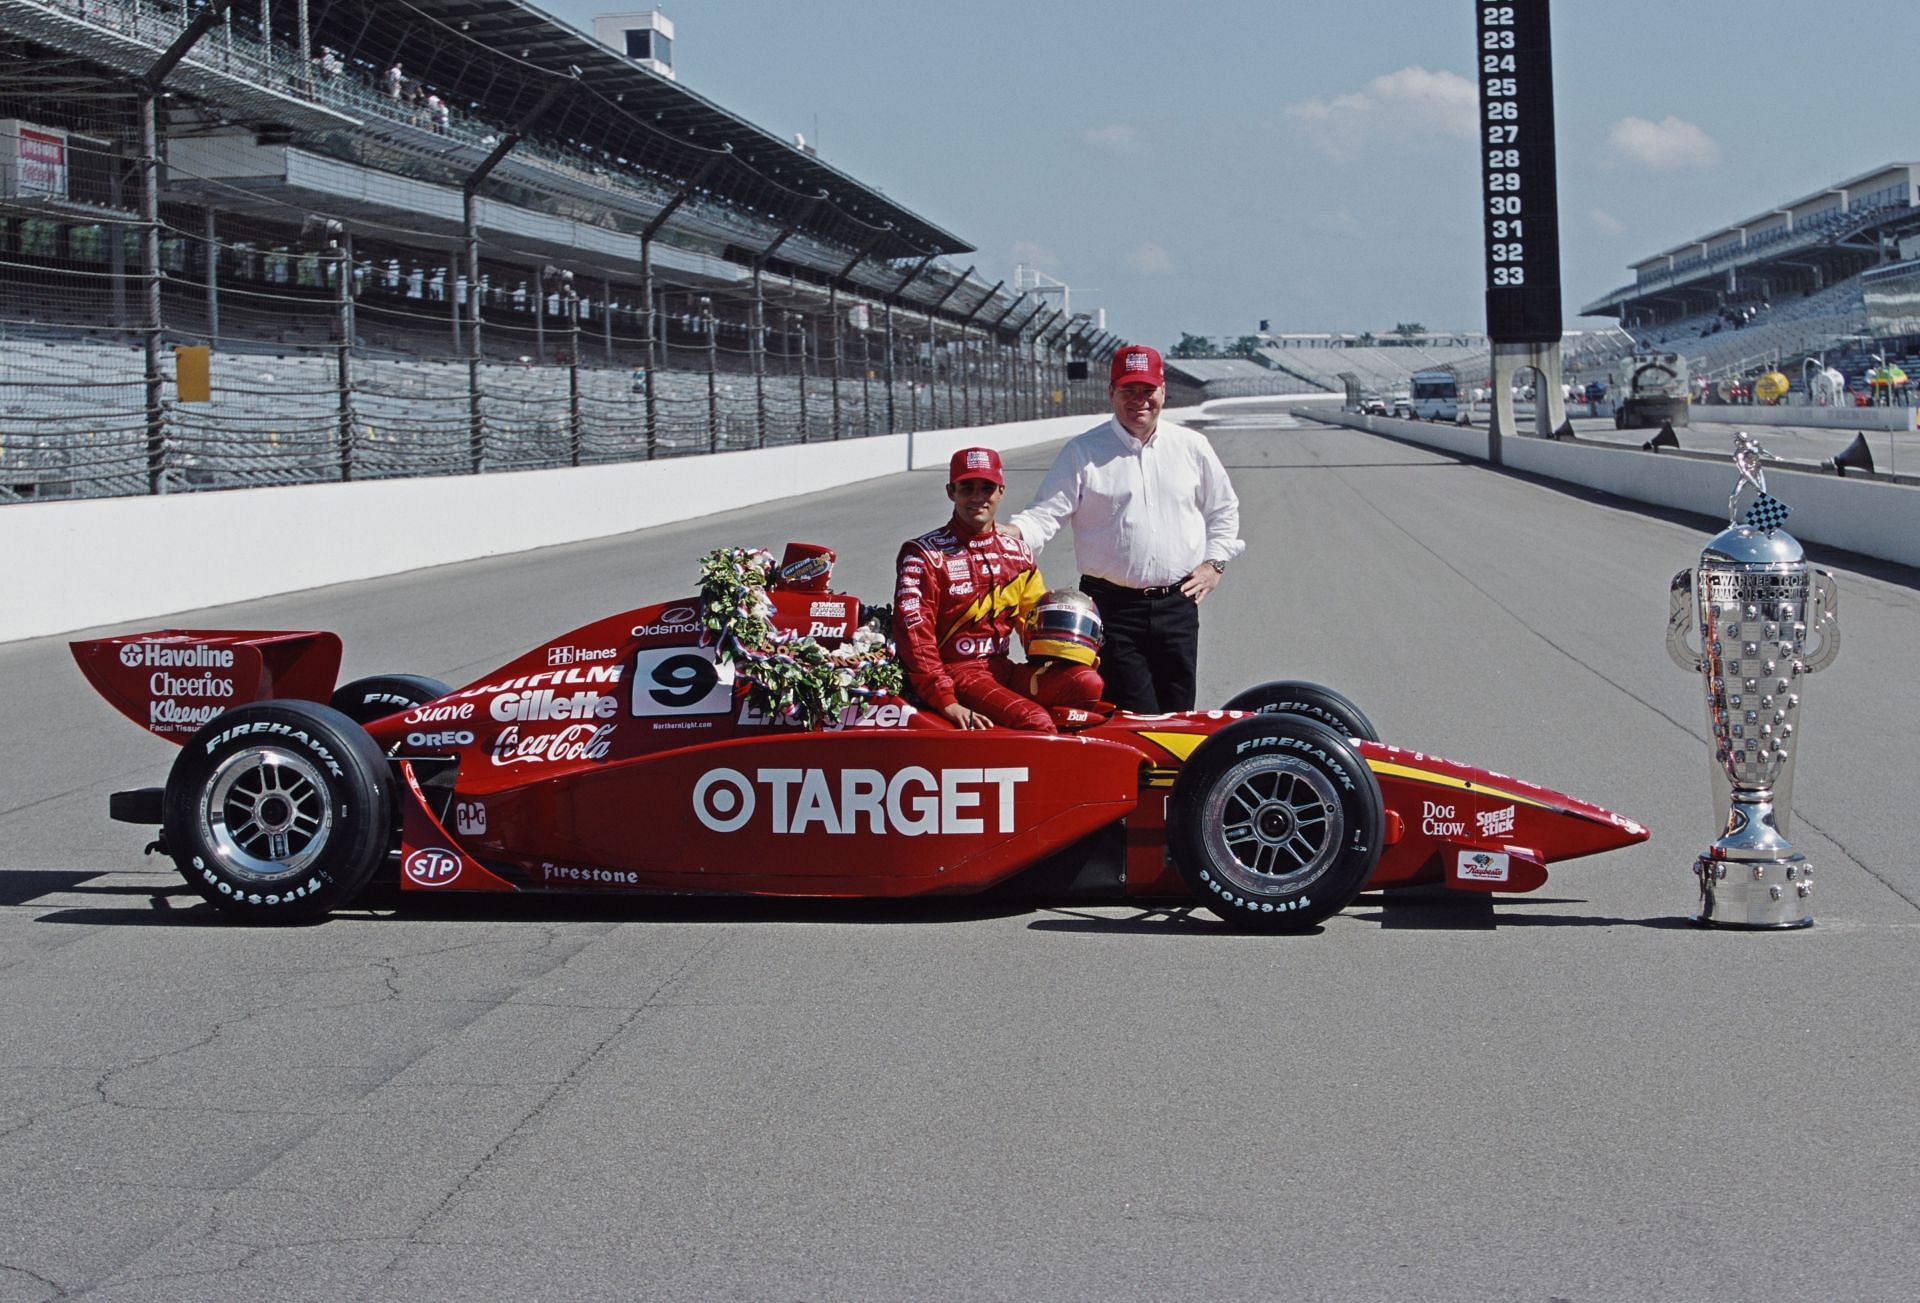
(72, 545), (1648, 931)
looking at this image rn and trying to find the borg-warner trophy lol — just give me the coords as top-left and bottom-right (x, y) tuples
(1666, 433), (1840, 927)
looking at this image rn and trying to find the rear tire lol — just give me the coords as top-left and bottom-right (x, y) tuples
(330, 674), (453, 725)
(1220, 680), (1379, 742)
(163, 702), (393, 922)
(1168, 715), (1384, 932)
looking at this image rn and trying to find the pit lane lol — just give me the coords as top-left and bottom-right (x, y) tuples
(1, 415), (1915, 1300)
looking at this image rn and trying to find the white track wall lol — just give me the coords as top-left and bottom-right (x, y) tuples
(1317, 409), (1919, 569)
(1, 415), (1100, 644)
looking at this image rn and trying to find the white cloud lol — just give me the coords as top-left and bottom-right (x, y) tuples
(1589, 208), (1627, 236)
(1083, 123), (1142, 155)
(1285, 66), (1477, 156)
(1010, 240), (1058, 271)
(1606, 116), (1718, 170)
(1125, 242), (1174, 276)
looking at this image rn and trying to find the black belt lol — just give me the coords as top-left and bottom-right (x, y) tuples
(1082, 574), (1182, 600)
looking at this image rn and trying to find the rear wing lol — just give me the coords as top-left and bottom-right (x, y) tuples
(71, 630), (342, 744)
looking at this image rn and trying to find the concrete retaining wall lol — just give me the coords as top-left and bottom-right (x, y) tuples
(1692, 404), (1916, 432)
(1314, 409), (1919, 569)
(1, 414), (1101, 644)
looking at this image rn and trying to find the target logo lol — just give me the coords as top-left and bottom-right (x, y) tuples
(692, 765), (1027, 836)
(403, 848), (461, 886)
(693, 769), (756, 832)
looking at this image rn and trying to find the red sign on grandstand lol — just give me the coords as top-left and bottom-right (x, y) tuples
(3, 122), (68, 200)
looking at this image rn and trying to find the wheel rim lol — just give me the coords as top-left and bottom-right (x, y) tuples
(1201, 755), (1345, 896)
(200, 747), (334, 882)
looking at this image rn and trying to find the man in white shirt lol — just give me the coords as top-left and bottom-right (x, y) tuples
(1005, 344), (1243, 712)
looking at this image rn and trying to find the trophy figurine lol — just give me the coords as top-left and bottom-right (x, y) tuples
(1666, 433), (1840, 927)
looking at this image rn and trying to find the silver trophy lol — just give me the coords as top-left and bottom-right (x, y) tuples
(1666, 433), (1839, 928)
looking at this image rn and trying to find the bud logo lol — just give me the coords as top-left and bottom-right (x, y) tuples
(404, 848), (461, 886)
(490, 689), (616, 723)
(455, 801), (486, 836)
(1457, 850), (1511, 883)
(1476, 805), (1516, 838)
(119, 642), (234, 670)
(692, 766), (1027, 836)
(808, 621), (848, 639)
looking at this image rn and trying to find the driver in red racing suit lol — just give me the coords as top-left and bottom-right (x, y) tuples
(894, 447), (1054, 732)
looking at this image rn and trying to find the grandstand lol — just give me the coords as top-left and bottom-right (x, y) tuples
(1581, 163), (1920, 399)
(0, 0), (1122, 502)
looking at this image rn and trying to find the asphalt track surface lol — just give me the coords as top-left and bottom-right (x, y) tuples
(3, 415), (1916, 1301)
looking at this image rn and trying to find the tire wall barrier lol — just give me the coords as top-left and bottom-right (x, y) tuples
(0, 414), (1097, 644)
(1313, 408), (1920, 570)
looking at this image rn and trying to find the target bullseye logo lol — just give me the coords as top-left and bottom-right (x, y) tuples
(693, 768), (754, 832)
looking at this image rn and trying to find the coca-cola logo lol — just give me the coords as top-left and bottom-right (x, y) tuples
(489, 723), (616, 767)
(403, 848), (461, 886)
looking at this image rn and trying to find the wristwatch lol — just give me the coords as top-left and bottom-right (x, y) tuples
(1207, 559), (1226, 574)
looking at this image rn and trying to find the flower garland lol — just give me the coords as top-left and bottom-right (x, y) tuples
(697, 547), (904, 729)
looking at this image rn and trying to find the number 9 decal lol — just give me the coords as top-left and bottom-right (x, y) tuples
(630, 645), (734, 716)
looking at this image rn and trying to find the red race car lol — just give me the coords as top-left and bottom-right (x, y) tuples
(72, 544), (1648, 931)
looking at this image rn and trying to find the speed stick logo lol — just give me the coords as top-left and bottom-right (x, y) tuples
(692, 766), (1028, 836)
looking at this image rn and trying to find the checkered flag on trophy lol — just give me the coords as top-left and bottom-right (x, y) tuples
(1743, 492), (1791, 533)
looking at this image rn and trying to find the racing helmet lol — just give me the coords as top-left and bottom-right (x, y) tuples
(1026, 588), (1103, 666)
(776, 542), (835, 592)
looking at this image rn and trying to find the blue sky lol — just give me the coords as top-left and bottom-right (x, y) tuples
(546, 1), (1915, 348)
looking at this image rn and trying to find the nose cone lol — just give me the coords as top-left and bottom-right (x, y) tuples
(1532, 799), (1651, 863)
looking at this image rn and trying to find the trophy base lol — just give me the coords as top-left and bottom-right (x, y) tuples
(1692, 854), (1814, 929)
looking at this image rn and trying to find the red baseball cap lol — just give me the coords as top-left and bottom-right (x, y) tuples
(1109, 344), (1166, 388)
(949, 446), (1005, 486)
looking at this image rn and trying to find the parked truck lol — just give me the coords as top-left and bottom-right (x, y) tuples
(1615, 353), (1690, 429)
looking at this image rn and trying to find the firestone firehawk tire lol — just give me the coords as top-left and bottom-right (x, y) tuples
(1168, 714), (1384, 933)
(1221, 680), (1379, 743)
(329, 674), (453, 725)
(163, 701), (394, 922)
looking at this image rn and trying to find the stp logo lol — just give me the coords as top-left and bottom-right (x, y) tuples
(403, 848), (461, 887)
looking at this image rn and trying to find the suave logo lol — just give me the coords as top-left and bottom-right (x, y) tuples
(692, 766), (1028, 836)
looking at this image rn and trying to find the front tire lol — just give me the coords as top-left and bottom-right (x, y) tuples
(1168, 715), (1384, 932)
(330, 673), (453, 725)
(163, 702), (394, 922)
(1220, 680), (1379, 742)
